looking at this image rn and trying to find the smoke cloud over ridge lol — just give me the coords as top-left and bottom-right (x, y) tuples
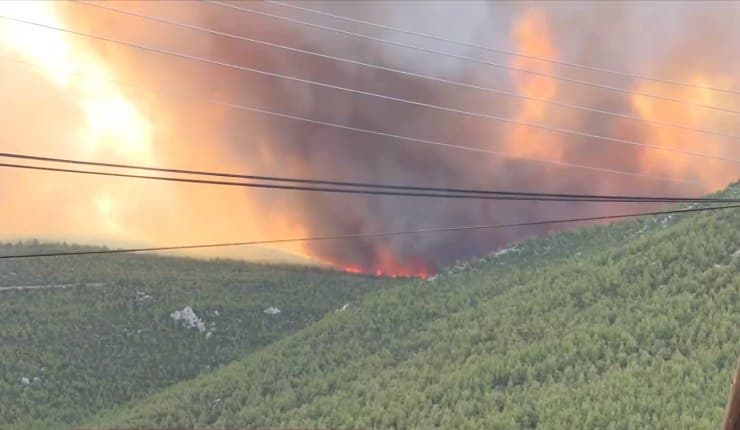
(1, 1), (738, 275)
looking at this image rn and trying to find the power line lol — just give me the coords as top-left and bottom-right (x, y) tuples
(3, 161), (732, 203)
(206, 0), (740, 116)
(1, 16), (737, 166)
(266, 0), (740, 97)
(0, 55), (703, 187)
(1, 204), (737, 260)
(0, 151), (735, 203)
(76, 1), (740, 141)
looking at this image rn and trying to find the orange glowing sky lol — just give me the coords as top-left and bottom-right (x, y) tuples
(0, 1), (309, 263)
(0, 1), (737, 274)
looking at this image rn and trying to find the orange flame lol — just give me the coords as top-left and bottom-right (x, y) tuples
(1, 2), (738, 276)
(338, 259), (431, 279)
(505, 9), (564, 161)
(630, 75), (738, 191)
(340, 266), (430, 279)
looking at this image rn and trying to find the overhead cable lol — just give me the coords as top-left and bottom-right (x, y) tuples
(0, 151), (734, 203)
(205, 0), (740, 115)
(76, 1), (740, 140)
(1, 204), (737, 260)
(0, 16), (736, 165)
(0, 56), (704, 187)
(3, 161), (732, 203)
(266, 0), (740, 96)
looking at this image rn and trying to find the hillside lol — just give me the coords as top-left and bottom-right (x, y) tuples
(89, 185), (740, 429)
(0, 246), (401, 429)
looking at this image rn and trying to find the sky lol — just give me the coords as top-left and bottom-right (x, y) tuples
(0, 1), (738, 275)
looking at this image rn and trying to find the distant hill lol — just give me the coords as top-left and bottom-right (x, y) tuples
(0, 246), (401, 430)
(88, 183), (740, 429)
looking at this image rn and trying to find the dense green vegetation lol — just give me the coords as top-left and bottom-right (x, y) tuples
(89, 184), (740, 429)
(0, 246), (399, 429)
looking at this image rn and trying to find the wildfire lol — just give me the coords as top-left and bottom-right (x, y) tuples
(341, 264), (430, 279)
(0, 1), (154, 241)
(630, 75), (738, 191)
(510, 9), (558, 117)
(338, 257), (432, 279)
(0, 2), (737, 275)
(506, 9), (564, 161)
(0, 1), (153, 163)
(0, 0), (313, 260)
(342, 265), (365, 275)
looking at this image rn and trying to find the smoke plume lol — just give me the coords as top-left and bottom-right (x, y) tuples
(0, 1), (738, 275)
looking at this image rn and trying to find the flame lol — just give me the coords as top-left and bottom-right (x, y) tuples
(0, 1), (153, 242)
(506, 9), (564, 161)
(1, 2), (738, 275)
(510, 10), (558, 117)
(338, 257), (431, 279)
(630, 75), (738, 191)
(342, 265), (365, 275)
(0, 1), (153, 163)
(340, 264), (430, 279)
(0, 0), (310, 262)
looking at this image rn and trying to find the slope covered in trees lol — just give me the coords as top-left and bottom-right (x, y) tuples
(90, 184), (740, 429)
(0, 247), (399, 429)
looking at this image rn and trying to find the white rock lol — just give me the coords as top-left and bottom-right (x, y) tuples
(136, 291), (152, 301)
(170, 306), (206, 332)
(20, 377), (30, 385)
(492, 246), (519, 258)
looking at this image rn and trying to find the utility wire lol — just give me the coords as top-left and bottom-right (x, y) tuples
(3, 161), (732, 203)
(1, 204), (737, 260)
(0, 55), (703, 187)
(0, 151), (734, 203)
(76, 1), (740, 141)
(266, 0), (740, 96)
(2, 16), (738, 166)
(206, 0), (740, 115)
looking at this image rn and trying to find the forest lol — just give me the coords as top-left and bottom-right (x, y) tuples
(82, 183), (740, 429)
(0, 246), (399, 429)
(2, 2), (737, 429)
(0, 183), (738, 429)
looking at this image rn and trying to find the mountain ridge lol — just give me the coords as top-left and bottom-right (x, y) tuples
(0, 248), (400, 430)
(88, 183), (740, 429)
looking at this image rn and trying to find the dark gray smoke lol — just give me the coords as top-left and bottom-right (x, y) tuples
(61, 1), (740, 274)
